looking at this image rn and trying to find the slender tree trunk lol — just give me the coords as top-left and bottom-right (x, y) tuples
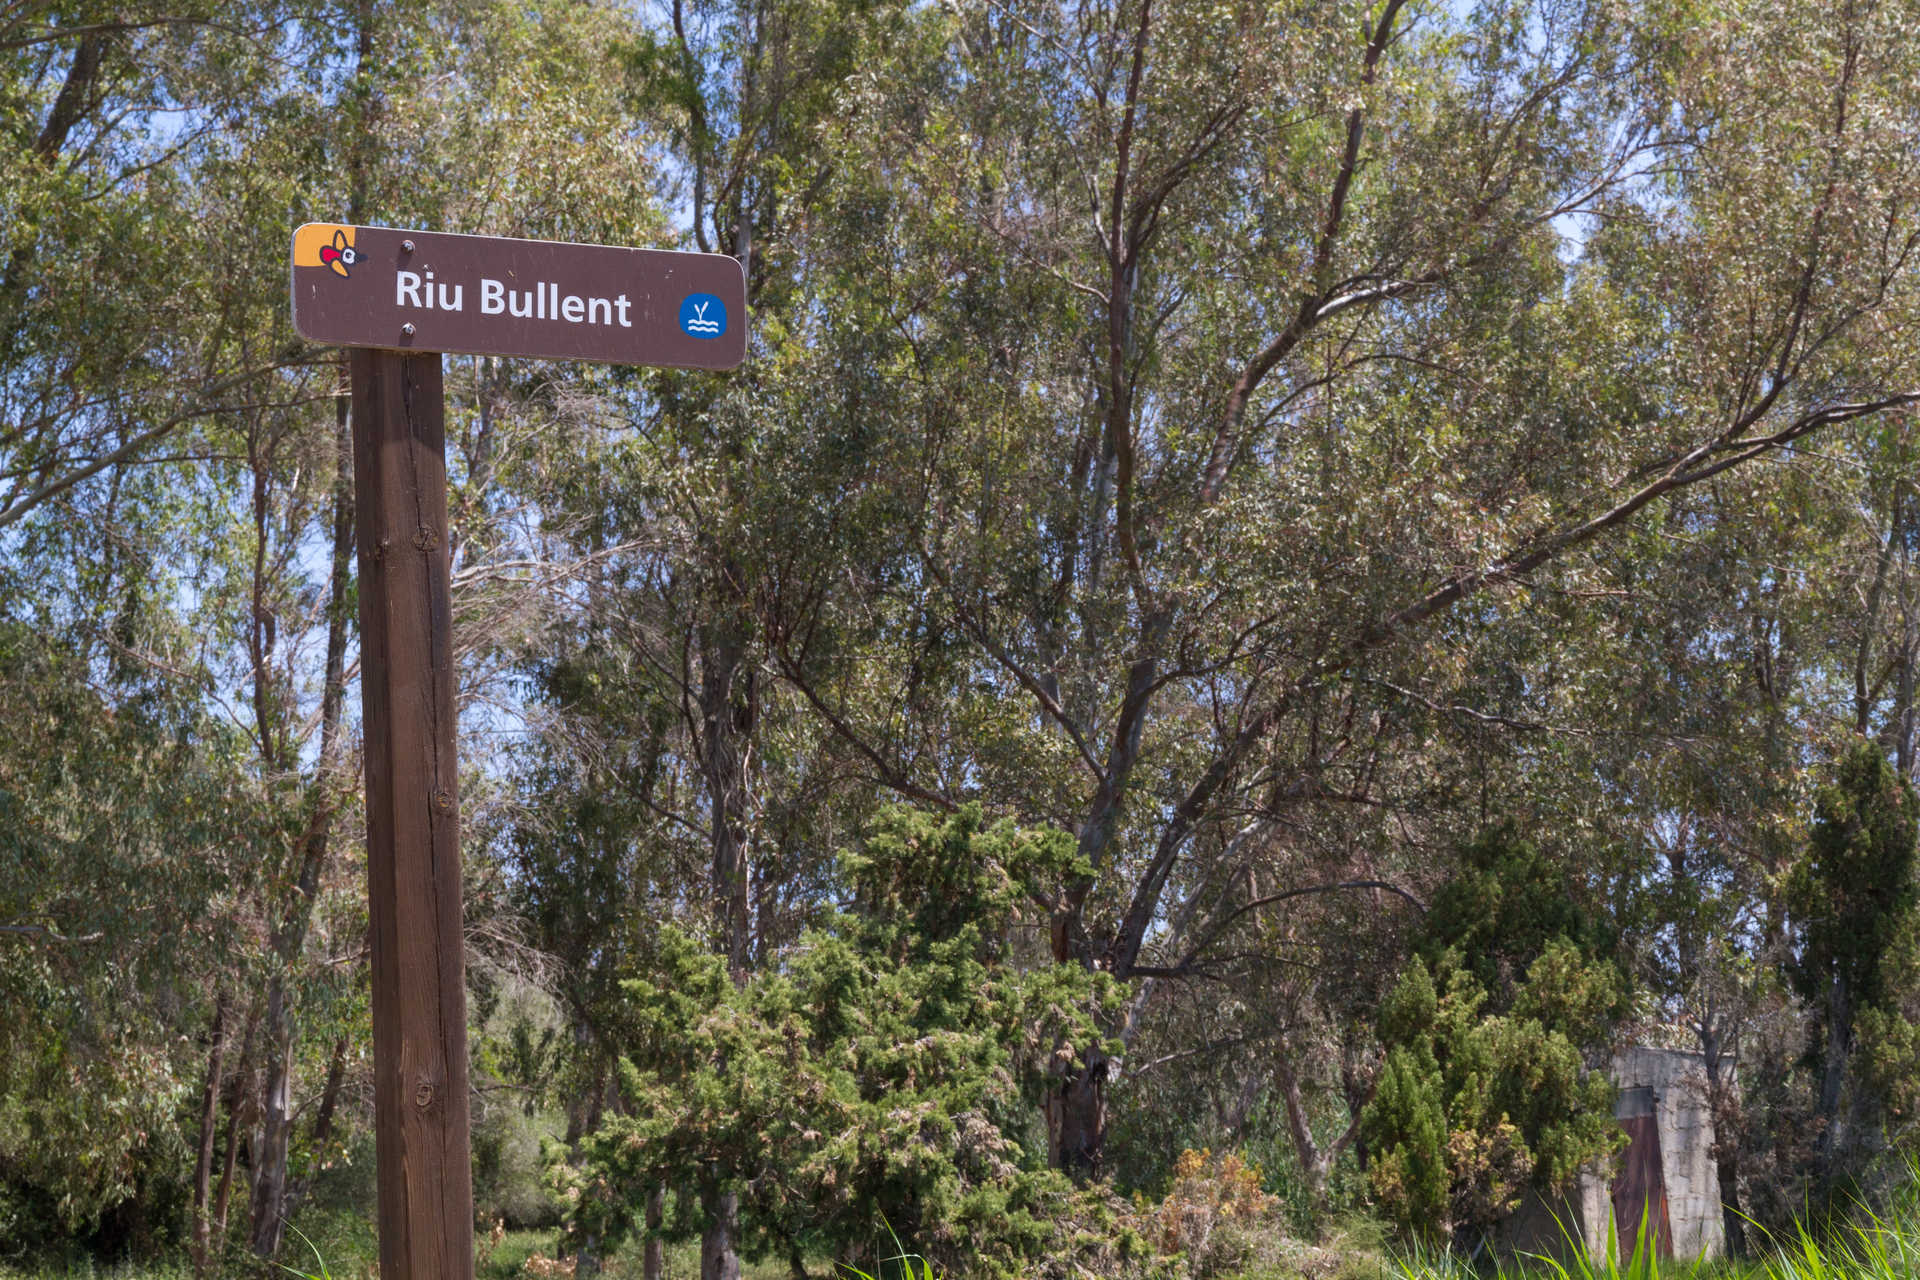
(575, 1063), (610, 1278)
(701, 1187), (742, 1280)
(250, 1003), (295, 1256)
(307, 1033), (350, 1156)
(243, 410), (292, 1257)
(696, 580), (754, 1279)
(191, 996), (229, 1277)
(1222, 1069), (1263, 1141)
(644, 1186), (665, 1280)
(213, 1005), (261, 1250)
(284, 1032), (349, 1220)
(700, 599), (755, 984)
(1275, 1052), (1328, 1205)
(1892, 626), (1917, 779)
(1817, 975), (1852, 1174)
(249, 5), (377, 1253)
(563, 1026), (599, 1146)
(251, 358), (359, 1260)
(1275, 1048), (1362, 1215)
(1044, 614), (1171, 1177)
(1700, 1023), (1745, 1258)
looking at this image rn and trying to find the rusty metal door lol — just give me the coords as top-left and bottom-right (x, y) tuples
(1611, 1087), (1674, 1262)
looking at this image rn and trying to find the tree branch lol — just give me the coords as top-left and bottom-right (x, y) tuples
(768, 638), (958, 813)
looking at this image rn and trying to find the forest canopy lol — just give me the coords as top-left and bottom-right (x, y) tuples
(2, 0), (1919, 1277)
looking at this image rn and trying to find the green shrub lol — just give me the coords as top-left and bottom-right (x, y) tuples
(568, 805), (1167, 1278)
(1363, 828), (1624, 1246)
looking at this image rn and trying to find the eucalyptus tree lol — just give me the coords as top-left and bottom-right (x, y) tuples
(0, 0), (676, 1261)
(516, 4), (939, 1273)
(0, 620), (268, 1247)
(753, 0), (1920, 1176)
(0, 3), (335, 1256)
(0, 3), (313, 534)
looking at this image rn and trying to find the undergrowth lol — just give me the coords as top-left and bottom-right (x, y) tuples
(1389, 1195), (1920, 1280)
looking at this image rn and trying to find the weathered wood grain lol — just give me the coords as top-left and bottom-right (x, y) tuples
(351, 348), (474, 1280)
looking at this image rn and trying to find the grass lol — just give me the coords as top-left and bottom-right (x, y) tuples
(485, 1229), (821, 1280)
(478, 1229), (556, 1280)
(0, 1228), (803, 1280)
(9, 1190), (1920, 1280)
(1386, 1196), (1920, 1280)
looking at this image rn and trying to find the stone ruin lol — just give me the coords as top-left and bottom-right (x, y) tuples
(1507, 1045), (1727, 1263)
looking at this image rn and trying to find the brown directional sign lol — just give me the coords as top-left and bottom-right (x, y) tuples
(299, 218), (747, 1280)
(291, 223), (746, 369)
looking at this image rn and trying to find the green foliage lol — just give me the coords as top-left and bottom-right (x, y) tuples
(833, 1215), (942, 1280)
(271, 1224), (335, 1280)
(569, 805), (1164, 1278)
(1421, 826), (1625, 1023)
(1788, 741), (1920, 1173)
(1854, 923), (1920, 1144)
(1364, 828), (1624, 1246)
(1365, 1040), (1450, 1247)
(1789, 742), (1919, 1021)
(4, 0), (1920, 1269)
(0, 621), (261, 1240)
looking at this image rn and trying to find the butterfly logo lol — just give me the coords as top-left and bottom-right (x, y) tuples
(293, 223), (362, 281)
(318, 228), (359, 278)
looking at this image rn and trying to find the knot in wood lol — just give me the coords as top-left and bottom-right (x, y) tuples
(432, 789), (454, 813)
(413, 525), (439, 552)
(414, 1081), (434, 1109)
(373, 538), (389, 563)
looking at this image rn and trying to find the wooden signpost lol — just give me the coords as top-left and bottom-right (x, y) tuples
(292, 223), (745, 1280)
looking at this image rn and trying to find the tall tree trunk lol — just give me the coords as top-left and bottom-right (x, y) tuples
(1274, 1047), (1362, 1215)
(1275, 1052), (1326, 1206)
(697, 580), (754, 1278)
(307, 1032), (350, 1157)
(251, 356), (359, 1259)
(700, 598), (755, 983)
(575, 1062), (610, 1277)
(1892, 625), (1917, 780)
(701, 1186), (742, 1280)
(564, 1023), (600, 1146)
(644, 1186), (665, 1280)
(1046, 1043), (1108, 1180)
(284, 1032), (350, 1220)
(249, 1006), (295, 1257)
(191, 996), (229, 1278)
(213, 1005), (261, 1251)
(1341, 1040), (1374, 1173)
(691, 13), (762, 1268)
(1817, 974), (1853, 1174)
(1700, 1021), (1745, 1258)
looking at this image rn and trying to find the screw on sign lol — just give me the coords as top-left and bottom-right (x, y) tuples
(292, 223), (744, 1280)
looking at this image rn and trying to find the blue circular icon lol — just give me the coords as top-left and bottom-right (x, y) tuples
(680, 293), (727, 340)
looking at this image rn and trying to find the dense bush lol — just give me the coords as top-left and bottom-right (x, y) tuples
(1361, 828), (1625, 1246)
(567, 806), (1167, 1278)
